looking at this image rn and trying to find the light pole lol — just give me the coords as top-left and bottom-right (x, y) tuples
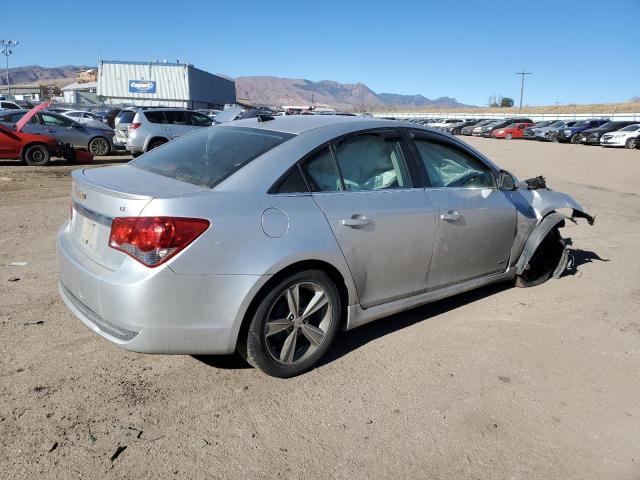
(515, 69), (532, 112)
(1, 40), (19, 97)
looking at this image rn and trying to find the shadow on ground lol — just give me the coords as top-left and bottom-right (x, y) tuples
(195, 248), (607, 372)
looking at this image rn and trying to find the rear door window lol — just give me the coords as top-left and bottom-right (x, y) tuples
(331, 133), (412, 191)
(131, 126), (294, 188)
(144, 111), (166, 123)
(164, 111), (188, 125)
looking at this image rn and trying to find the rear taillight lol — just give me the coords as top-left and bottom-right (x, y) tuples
(109, 217), (210, 267)
(128, 122), (141, 133)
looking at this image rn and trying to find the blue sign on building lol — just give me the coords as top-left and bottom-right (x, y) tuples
(128, 80), (157, 94)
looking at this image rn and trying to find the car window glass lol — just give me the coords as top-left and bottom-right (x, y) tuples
(188, 112), (213, 126)
(117, 111), (136, 123)
(165, 111), (188, 125)
(413, 139), (495, 189)
(144, 111), (165, 123)
(276, 166), (308, 193)
(332, 133), (411, 191)
(3, 112), (25, 123)
(301, 147), (342, 192)
(40, 113), (73, 127)
(131, 126), (293, 189)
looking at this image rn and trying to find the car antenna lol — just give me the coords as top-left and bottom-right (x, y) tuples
(257, 114), (275, 122)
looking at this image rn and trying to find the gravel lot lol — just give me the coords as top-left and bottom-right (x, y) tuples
(1, 138), (639, 480)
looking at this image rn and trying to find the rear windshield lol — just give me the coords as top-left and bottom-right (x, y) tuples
(130, 126), (294, 188)
(116, 111), (136, 124)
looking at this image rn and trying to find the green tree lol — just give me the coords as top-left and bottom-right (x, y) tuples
(500, 97), (515, 108)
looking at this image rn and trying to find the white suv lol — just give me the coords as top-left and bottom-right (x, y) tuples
(126, 108), (213, 156)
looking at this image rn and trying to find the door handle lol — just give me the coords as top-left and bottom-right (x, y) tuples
(440, 211), (462, 221)
(341, 217), (371, 228)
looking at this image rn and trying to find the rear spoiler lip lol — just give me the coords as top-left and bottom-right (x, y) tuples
(72, 169), (153, 201)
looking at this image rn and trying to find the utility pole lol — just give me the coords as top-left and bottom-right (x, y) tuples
(1, 40), (19, 97)
(515, 69), (532, 112)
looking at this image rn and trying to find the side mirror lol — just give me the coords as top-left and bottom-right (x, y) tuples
(498, 170), (517, 191)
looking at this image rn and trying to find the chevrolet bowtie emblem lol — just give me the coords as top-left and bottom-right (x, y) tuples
(76, 190), (87, 200)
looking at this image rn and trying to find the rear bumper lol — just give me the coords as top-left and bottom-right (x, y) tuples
(125, 135), (145, 154)
(56, 225), (268, 354)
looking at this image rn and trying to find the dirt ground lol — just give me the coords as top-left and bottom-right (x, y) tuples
(1, 138), (639, 480)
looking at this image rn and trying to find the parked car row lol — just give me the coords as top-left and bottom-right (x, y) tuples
(0, 108), (117, 157)
(0, 110), (94, 166)
(401, 116), (640, 149)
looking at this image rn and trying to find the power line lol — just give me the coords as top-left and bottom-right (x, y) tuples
(515, 69), (532, 112)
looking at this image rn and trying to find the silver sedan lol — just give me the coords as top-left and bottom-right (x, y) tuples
(57, 116), (594, 377)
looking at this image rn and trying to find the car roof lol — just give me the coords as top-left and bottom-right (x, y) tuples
(228, 114), (408, 135)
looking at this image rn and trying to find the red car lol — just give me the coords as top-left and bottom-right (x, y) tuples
(492, 122), (533, 140)
(0, 122), (94, 166)
(0, 122), (61, 165)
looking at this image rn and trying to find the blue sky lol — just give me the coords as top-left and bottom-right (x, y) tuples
(3, 0), (639, 106)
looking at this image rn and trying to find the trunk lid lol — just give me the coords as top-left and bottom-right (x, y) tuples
(70, 165), (209, 270)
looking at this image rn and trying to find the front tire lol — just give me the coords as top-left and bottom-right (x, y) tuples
(625, 137), (638, 149)
(241, 270), (341, 377)
(515, 229), (567, 288)
(23, 144), (50, 166)
(505, 133), (513, 140)
(88, 137), (110, 156)
(570, 133), (581, 144)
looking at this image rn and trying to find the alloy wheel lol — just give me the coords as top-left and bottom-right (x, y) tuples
(89, 137), (109, 156)
(264, 282), (332, 365)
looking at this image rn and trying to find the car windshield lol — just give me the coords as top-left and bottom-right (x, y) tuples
(600, 122), (616, 129)
(549, 121), (564, 127)
(131, 126), (295, 188)
(572, 121), (588, 127)
(620, 125), (640, 131)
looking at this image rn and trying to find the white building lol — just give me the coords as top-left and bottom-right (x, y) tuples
(97, 60), (236, 109)
(62, 81), (98, 105)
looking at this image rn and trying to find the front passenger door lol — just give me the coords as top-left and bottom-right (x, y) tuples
(411, 134), (516, 289)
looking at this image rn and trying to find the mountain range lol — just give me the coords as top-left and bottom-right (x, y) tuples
(2, 65), (470, 109)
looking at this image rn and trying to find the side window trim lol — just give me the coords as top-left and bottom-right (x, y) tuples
(268, 142), (335, 195)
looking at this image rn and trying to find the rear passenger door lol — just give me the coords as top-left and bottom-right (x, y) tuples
(306, 130), (438, 308)
(409, 132), (516, 289)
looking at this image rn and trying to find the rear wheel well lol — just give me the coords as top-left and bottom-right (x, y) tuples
(236, 260), (350, 354)
(146, 137), (168, 151)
